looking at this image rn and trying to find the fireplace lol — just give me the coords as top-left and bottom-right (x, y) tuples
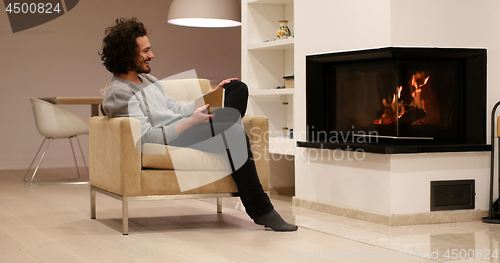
(298, 47), (489, 154)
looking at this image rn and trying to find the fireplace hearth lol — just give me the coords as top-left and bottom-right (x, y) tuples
(298, 47), (490, 154)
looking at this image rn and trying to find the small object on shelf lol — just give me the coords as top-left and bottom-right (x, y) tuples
(277, 20), (291, 40)
(276, 86), (286, 89)
(283, 74), (294, 89)
(290, 129), (293, 139)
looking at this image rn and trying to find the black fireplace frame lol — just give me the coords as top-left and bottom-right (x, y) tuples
(298, 47), (490, 154)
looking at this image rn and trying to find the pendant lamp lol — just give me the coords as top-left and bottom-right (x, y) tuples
(168, 0), (241, 28)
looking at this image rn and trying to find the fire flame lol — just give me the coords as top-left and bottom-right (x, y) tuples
(410, 73), (429, 110)
(374, 72), (429, 125)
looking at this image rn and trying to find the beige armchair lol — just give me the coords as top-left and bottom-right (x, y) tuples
(89, 79), (269, 235)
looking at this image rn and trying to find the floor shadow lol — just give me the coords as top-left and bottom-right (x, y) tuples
(94, 213), (257, 234)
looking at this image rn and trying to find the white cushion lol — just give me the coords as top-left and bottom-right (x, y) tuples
(142, 143), (229, 170)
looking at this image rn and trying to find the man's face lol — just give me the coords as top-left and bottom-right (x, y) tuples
(135, 36), (154, 74)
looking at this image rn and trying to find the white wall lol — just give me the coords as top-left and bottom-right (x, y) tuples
(294, 0), (500, 214)
(294, 0), (393, 204)
(0, 0), (241, 170)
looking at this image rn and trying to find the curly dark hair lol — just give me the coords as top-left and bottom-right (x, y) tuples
(99, 18), (148, 74)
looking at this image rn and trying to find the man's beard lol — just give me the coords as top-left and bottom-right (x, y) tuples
(136, 64), (151, 74)
(136, 55), (151, 74)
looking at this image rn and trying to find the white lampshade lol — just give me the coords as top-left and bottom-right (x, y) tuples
(168, 0), (241, 28)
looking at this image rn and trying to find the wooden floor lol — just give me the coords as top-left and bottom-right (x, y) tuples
(0, 168), (490, 262)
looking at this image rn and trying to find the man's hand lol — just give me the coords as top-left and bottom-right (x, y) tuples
(213, 78), (238, 91)
(189, 104), (213, 125)
(174, 104), (212, 136)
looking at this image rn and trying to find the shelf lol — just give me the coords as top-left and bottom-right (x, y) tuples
(248, 38), (294, 51)
(250, 89), (294, 96)
(248, 0), (293, 4)
(269, 137), (295, 155)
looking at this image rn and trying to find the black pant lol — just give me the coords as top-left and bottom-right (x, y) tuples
(170, 80), (274, 219)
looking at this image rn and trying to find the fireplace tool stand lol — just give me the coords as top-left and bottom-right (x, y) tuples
(483, 101), (500, 223)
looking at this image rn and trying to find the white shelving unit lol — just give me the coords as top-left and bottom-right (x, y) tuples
(250, 88), (294, 96)
(242, 0), (295, 155)
(269, 137), (296, 155)
(248, 38), (294, 50)
(242, 0), (296, 195)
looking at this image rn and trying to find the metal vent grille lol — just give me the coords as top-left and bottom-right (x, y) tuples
(430, 180), (475, 211)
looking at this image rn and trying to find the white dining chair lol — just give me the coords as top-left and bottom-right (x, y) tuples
(24, 98), (89, 185)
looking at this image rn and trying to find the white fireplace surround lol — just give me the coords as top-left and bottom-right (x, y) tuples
(293, 149), (489, 225)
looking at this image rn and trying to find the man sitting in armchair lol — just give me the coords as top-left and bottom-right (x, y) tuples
(99, 17), (297, 232)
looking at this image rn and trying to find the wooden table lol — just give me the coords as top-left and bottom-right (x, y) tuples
(40, 96), (104, 117)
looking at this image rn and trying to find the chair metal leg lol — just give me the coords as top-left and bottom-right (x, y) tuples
(68, 137), (81, 180)
(24, 138), (52, 184)
(122, 198), (129, 235)
(75, 136), (89, 176)
(91, 188), (96, 219)
(217, 197), (222, 213)
(23, 137), (47, 182)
